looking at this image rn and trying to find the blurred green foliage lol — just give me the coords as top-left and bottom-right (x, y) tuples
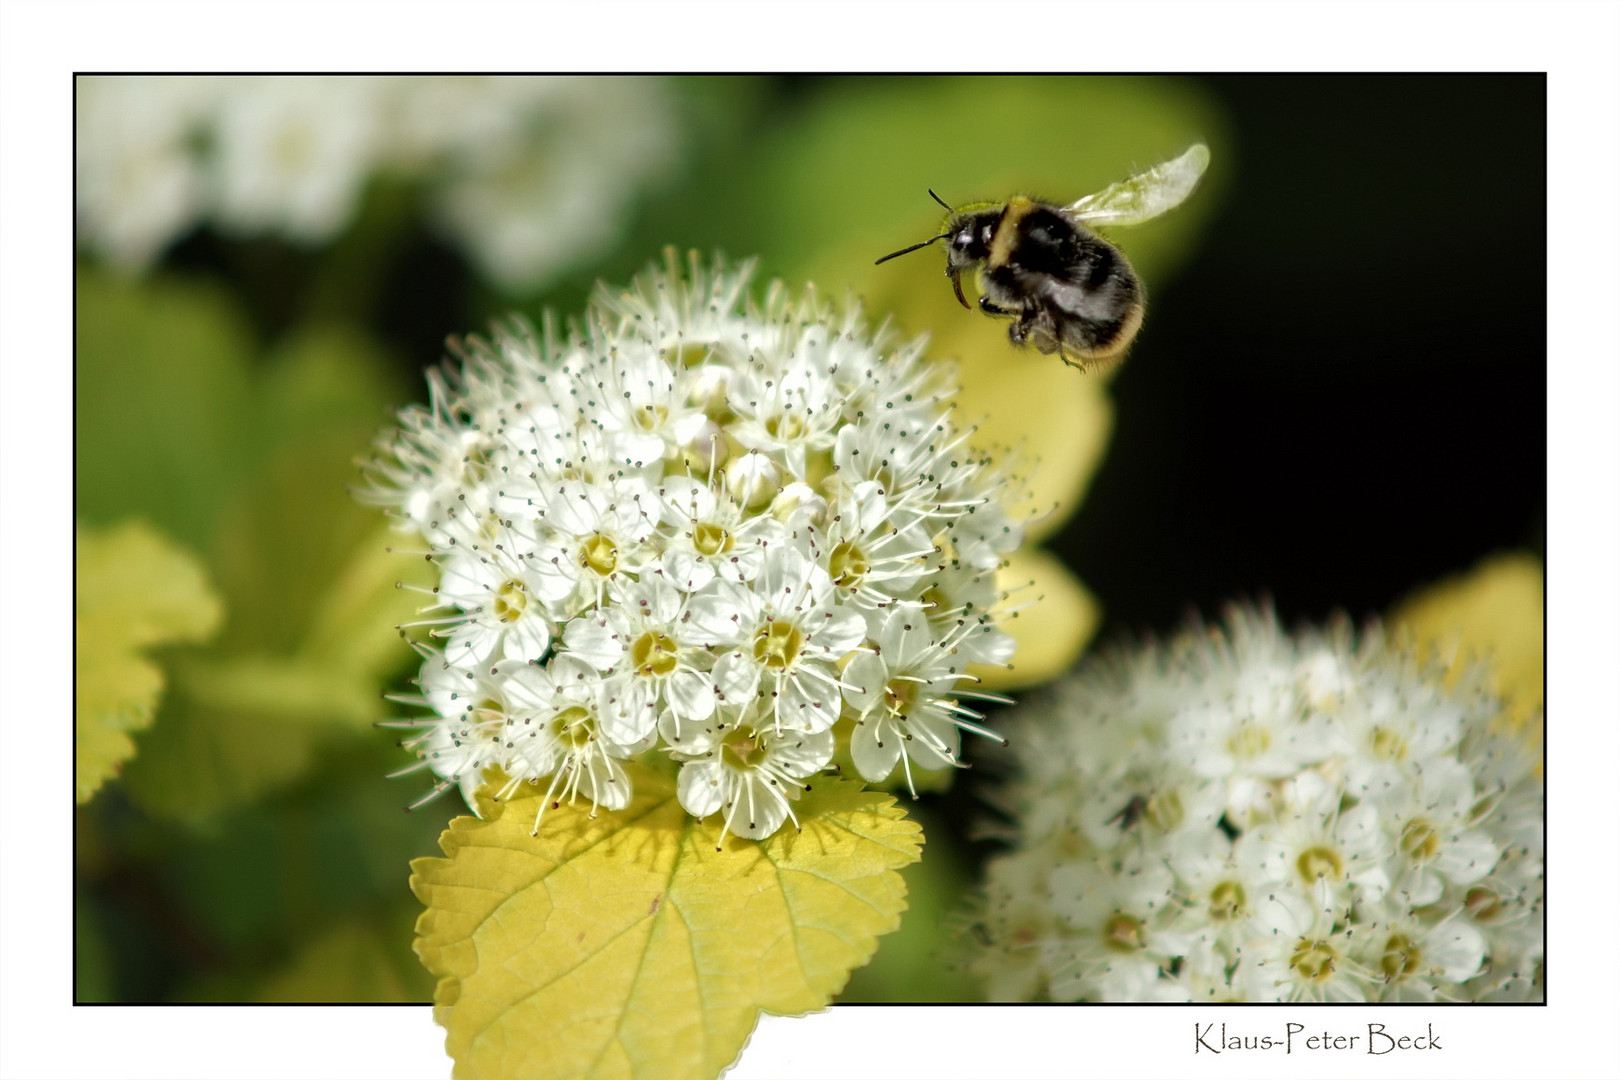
(73, 75), (1225, 1004)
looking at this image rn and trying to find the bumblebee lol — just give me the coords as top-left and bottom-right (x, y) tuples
(875, 143), (1210, 369)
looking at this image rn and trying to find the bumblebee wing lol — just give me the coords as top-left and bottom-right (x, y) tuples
(1066, 143), (1210, 227)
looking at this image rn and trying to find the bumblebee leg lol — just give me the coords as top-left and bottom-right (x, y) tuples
(1003, 305), (1040, 348)
(978, 296), (1018, 318)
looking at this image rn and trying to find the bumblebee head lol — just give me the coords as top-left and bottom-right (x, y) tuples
(875, 190), (993, 309)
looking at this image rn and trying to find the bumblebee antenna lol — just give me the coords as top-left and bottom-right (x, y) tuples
(874, 189), (957, 265)
(875, 234), (947, 265)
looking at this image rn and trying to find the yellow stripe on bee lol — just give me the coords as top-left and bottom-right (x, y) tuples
(987, 196), (1037, 268)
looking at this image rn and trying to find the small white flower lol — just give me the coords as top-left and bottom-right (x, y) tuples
(842, 618), (1004, 794)
(1044, 850), (1183, 1002)
(704, 544), (866, 735)
(434, 545), (554, 666)
(525, 476), (662, 614)
(75, 75), (213, 268)
(210, 76), (385, 243)
(970, 606), (1542, 1002)
(674, 715), (834, 844)
(596, 577), (718, 745)
(494, 654), (653, 832)
(656, 476), (780, 591)
(1354, 908), (1487, 1002)
(1248, 918), (1373, 1003)
(367, 253), (1028, 840)
(1379, 757), (1501, 906)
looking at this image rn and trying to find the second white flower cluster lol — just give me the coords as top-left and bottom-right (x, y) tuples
(366, 253), (1024, 841)
(973, 608), (1543, 1003)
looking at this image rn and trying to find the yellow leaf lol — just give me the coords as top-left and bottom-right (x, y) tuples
(1390, 551), (1544, 752)
(75, 520), (223, 802)
(952, 334), (1115, 546)
(412, 768), (922, 1080)
(974, 547), (1100, 691)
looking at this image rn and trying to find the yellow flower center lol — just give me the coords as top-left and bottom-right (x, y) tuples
(1145, 789), (1185, 831)
(1464, 885), (1503, 921)
(665, 342), (712, 369)
(828, 541), (870, 589)
(765, 412), (807, 442)
(631, 631), (679, 678)
(493, 579), (528, 623)
(693, 521), (732, 557)
(883, 678), (919, 718)
(1290, 938), (1339, 983)
(1400, 819), (1441, 863)
(1102, 913), (1145, 953)
(1296, 845), (1344, 884)
(633, 403), (669, 432)
(1227, 722), (1271, 759)
(579, 533), (619, 576)
(753, 621), (803, 670)
(1208, 880), (1247, 921)
(551, 706), (595, 749)
(1379, 934), (1421, 982)
(1368, 725), (1409, 761)
(720, 727), (765, 769)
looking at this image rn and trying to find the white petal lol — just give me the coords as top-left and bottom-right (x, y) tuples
(677, 758), (727, 818)
(850, 717), (902, 782)
(711, 651), (761, 706)
(729, 773), (789, 839)
(445, 622), (501, 667)
(667, 669), (717, 721)
(808, 607), (868, 656)
(1424, 921), (1486, 980)
(685, 580), (754, 645)
(779, 668), (841, 733)
(562, 611), (625, 669)
(769, 727), (835, 777)
(661, 548), (716, 592)
(583, 754), (634, 811)
(1434, 829), (1501, 886)
(607, 430), (666, 468)
(602, 678), (659, 745)
(499, 616), (554, 664)
(841, 653), (886, 712)
(903, 711), (961, 771)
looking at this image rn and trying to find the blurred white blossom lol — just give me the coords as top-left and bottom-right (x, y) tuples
(75, 75), (679, 292)
(971, 607), (1543, 1002)
(364, 252), (1027, 842)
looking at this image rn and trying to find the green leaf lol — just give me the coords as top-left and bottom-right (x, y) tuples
(296, 522), (438, 697)
(74, 891), (117, 1002)
(118, 515), (430, 820)
(836, 807), (979, 1003)
(92, 297), (426, 818)
(257, 913), (433, 1003)
(116, 679), (328, 821)
(74, 272), (260, 551)
(75, 520), (223, 802)
(412, 768), (923, 1080)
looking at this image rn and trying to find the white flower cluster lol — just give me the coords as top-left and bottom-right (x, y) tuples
(364, 252), (1023, 842)
(75, 75), (677, 291)
(972, 607), (1543, 1003)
